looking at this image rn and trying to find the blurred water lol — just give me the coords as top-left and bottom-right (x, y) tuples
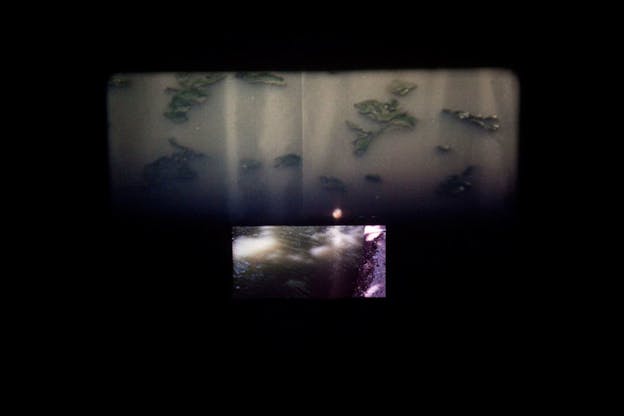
(232, 226), (366, 298)
(108, 70), (518, 222)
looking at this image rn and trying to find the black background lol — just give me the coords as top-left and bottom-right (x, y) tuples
(47, 16), (567, 374)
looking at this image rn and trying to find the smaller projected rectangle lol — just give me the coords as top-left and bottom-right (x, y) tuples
(232, 226), (386, 299)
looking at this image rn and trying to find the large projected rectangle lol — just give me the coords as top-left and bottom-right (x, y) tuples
(232, 226), (386, 299)
(108, 70), (518, 222)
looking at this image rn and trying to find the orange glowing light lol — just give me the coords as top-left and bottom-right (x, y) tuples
(332, 208), (343, 219)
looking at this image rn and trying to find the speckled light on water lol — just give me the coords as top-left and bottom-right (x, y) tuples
(232, 226), (386, 298)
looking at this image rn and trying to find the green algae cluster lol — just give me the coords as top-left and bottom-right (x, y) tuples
(274, 153), (301, 168)
(437, 166), (476, 197)
(347, 98), (417, 156)
(441, 108), (500, 131)
(164, 73), (226, 123)
(235, 72), (286, 86)
(143, 138), (206, 184)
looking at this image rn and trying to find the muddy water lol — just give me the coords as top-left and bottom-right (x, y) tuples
(108, 70), (517, 222)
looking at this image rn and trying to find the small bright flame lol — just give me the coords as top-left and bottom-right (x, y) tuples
(332, 208), (342, 219)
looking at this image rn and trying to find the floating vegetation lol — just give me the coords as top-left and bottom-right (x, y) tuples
(108, 75), (130, 88)
(235, 72), (286, 86)
(364, 174), (382, 183)
(320, 176), (346, 192)
(274, 153), (302, 168)
(239, 158), (262, 172)
(164, 73), (226, 123)
(436, 145), (452, 153)
(143, 138), (206, 185)
(437, 165), (476, 197)
(176, 72), (226, 89)
(354, 99), (400, 122)
(346, 121), (384, 156)
(354, 99), (417, 127)
(346, 99), (416, 156)
(442, 108), (500, 131)
(388, 79), (417, 96)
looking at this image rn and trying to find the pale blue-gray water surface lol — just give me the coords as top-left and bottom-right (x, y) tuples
(108, 70), (518, 222)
